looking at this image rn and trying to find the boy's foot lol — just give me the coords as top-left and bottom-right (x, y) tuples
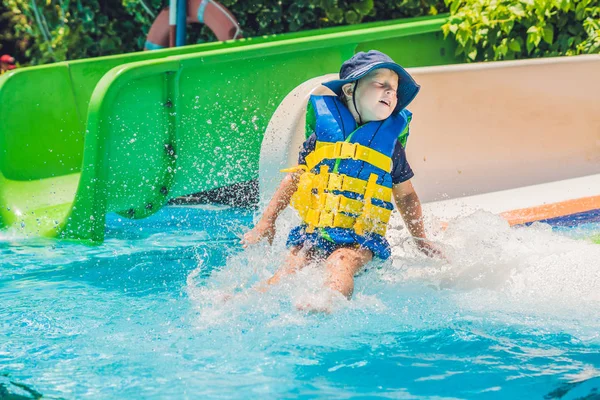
(214, 292), (234, 303)
(295, 301), (332, 314)
(295, 290), (344, 314)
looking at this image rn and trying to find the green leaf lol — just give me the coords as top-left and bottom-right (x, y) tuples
(497, 41), (508, 57)
(509, 40), (521, 52)
(556, 0), (571, 12)
(543, 26), (554, 44)
(326, 8), (344, 23)
(575, 1), (587, 19)
(456, 28), (471, 47)
(502, 20), (515, 34)
(526, 37), (535, 53)
(508, 3), (526, 17)
(442, 23), (450, 37)
(450, 0), (462, 15)
(352, 0), (373, 16)
(344, 10), (359, 24)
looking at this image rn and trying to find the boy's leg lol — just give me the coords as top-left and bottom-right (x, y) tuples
(266, 245), (309, 285)
(324, 246), (373, 298)
(256, 245), (320, 291)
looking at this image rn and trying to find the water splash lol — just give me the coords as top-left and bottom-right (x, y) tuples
(3, 205), (600, 398)
(186, 210), (600, 343)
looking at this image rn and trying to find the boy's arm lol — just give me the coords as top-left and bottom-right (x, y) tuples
(243, 101), (316, 247)
(392, 180), (426, 240)
(392, 180), (442, 257)
(242, 171), (301, 247)
(260, 172), (301, 225)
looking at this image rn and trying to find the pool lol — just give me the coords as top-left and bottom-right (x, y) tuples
(1, 205), (599, 399)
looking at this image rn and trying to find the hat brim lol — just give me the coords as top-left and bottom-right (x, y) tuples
(322, 62), (420, 113)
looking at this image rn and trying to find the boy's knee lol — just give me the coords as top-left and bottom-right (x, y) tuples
(327, 247), (372, 271)
(285, 254), (304, 270)
(285, 245), (313, 270)
(326, 248), (357, 269)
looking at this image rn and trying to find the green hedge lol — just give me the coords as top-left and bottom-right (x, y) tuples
(2, 0), (598, 67)
(4, 0), (446, 66)
(443, 0), (600, 61)
(0, 1), (24, 57)
(3, 0), (144, 65)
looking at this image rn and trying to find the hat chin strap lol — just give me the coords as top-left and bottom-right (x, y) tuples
(352, 81), (363, 126)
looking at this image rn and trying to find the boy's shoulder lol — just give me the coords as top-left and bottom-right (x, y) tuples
(308, 93), (339, 103)
(307, 94), (345, 115)
(400, 108), (412, 118)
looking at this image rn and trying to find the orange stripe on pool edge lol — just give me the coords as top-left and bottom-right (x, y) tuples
(500, 195), (600, 226)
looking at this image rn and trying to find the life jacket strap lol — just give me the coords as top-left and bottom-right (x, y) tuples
(304, 208), (389, 237)
(355, 174), (390, 236)
(324, 173), (392, 202)
(305, 141), (392, 173)
(280, 165), (308, 173)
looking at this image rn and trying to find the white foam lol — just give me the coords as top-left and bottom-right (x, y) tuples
(387, 211), (600, 339)
(187, 209), (600, 342)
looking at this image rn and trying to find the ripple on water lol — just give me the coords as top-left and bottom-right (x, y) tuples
(1, 206), (599, 399)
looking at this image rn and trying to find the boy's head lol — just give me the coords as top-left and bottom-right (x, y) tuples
(341, 68), (399, 122)
(322, 50), (420, 122)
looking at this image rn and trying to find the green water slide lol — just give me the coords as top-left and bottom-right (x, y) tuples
(0, 15), (458, 242)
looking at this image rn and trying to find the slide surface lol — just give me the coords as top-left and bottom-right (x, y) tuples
(0, 16), (455, 242)
(260, 55), (600, 230)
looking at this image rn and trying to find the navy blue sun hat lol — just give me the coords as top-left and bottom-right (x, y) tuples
(322, 50), (420, 113)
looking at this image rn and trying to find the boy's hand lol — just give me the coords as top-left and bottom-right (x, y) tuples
(241, 220), (276, 248)
(415, 238), (446, 260)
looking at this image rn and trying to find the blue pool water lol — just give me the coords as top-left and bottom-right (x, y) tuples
(1, 205), (599, 399)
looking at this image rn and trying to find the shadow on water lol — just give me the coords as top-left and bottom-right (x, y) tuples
(544, 376), (600, 399)
(1, 373), (44, 400)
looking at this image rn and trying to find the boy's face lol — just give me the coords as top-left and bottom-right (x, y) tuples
(343, 68), (399, 122)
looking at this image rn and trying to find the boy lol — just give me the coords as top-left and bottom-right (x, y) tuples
(243, 50), (441, 300)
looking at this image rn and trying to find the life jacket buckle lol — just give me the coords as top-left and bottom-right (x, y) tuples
(337, 196), (356, 214)
(339, 142), (358, 160)
(319, 211), (335, 227)
(326, 173), (344, 191)
(333, 142), (344, 159)
(324, 193), (341, 213)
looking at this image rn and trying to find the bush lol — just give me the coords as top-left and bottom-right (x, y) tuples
(0, 1), (28, 63)
(123, 0), (450, 46)
(370, 0), (447, 20)
(443, 0), (600, 62)
(3, 0), (445, 66)
(3, 0), (144, 65)
(5, 0), (598, 67)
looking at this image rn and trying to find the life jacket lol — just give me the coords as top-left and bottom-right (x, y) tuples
(285, 95), (412, 238)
